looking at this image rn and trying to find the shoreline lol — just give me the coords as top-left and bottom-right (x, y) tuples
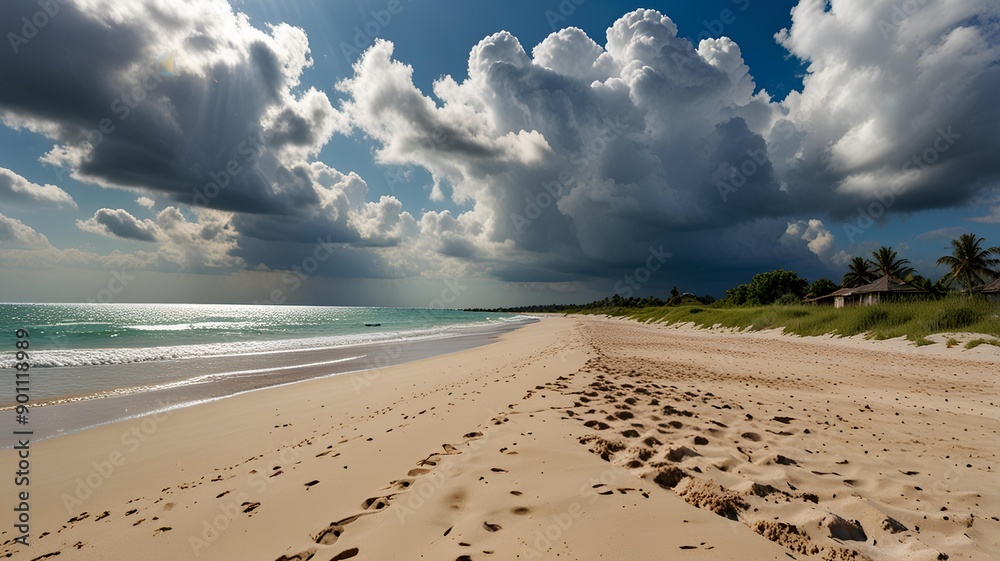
(2, 316), (996, 560)
(1, 319), (535, 447)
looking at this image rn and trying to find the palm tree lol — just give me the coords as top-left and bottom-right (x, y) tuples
(868, 246), (914, 279)
(936, 233), (1000, 297)
(842, 257), (876, 288)
(909, 274), (948, 299)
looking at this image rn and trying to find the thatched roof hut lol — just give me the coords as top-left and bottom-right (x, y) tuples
(804, 275), (926, 308)
(981, 278), (1000, 300)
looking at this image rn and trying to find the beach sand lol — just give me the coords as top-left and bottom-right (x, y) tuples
(2, 315), (997, 560)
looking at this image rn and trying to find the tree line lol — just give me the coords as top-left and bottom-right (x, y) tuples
(729, 233), (998, 305)
(468, 233), (999, 312)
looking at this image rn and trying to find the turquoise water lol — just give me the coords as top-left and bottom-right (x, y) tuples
(0, 304), (535, 442)
(0, 303), (528, 369)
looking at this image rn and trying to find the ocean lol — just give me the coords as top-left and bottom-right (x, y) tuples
(0, 303), (535, 443)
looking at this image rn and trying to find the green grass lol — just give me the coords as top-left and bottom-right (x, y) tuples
(579, 297), (1000, 344)
(965, 338), (1000, 350)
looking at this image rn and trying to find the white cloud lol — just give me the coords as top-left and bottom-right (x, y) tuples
(2, 2), (998, 289)
(914, 226), (966, 241)
(969, 207), (1000, 224)
(77, 208), (161, 242)
(782, 219), (846, 268)
(72, 206), (243, 271)
(0, 167), (76, 209)
(0, 213), (52, 249)
(0, 0), (343, 218)
(772, 0), (1000, 212)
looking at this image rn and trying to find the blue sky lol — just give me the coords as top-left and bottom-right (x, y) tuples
(0, 0), (997, 305)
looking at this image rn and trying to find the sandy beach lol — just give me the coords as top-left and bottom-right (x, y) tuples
(2, 315), (998, 560)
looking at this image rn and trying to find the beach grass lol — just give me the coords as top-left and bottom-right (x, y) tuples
(577, 297), (1000, 344)
(965, 338), (1000, 350)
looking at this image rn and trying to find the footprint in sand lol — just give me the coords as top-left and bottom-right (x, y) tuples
(389, 478), (413, 490)
(314, 524), (344, 545)
(361, 496), (392, 511)
(275, 548), (316, 561)
(242, 502), (261, 514)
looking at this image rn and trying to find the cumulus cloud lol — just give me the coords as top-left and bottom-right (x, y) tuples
(0, 0), (358, 221)
(334, 11), (792, 280)
(772, 0), (1000, 215)
(3, 206), (236, 278)
(782, 219), (851, 267)
(337, 16), (788, 278)
(2, 2), (998, 291)
(332, 3), (998, 284)
(0, 213), (52, 249)
(0, 0), (418, 276)
(77, 208), (161, 241)
(0, 167), (76, 209)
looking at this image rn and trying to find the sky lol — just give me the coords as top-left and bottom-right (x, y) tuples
(0, 0), (997, 307)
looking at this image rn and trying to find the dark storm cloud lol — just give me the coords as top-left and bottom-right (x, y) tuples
(1, 2), (997, 289)
(337, 5), (999, 283)
(0, 0), (339, 217)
